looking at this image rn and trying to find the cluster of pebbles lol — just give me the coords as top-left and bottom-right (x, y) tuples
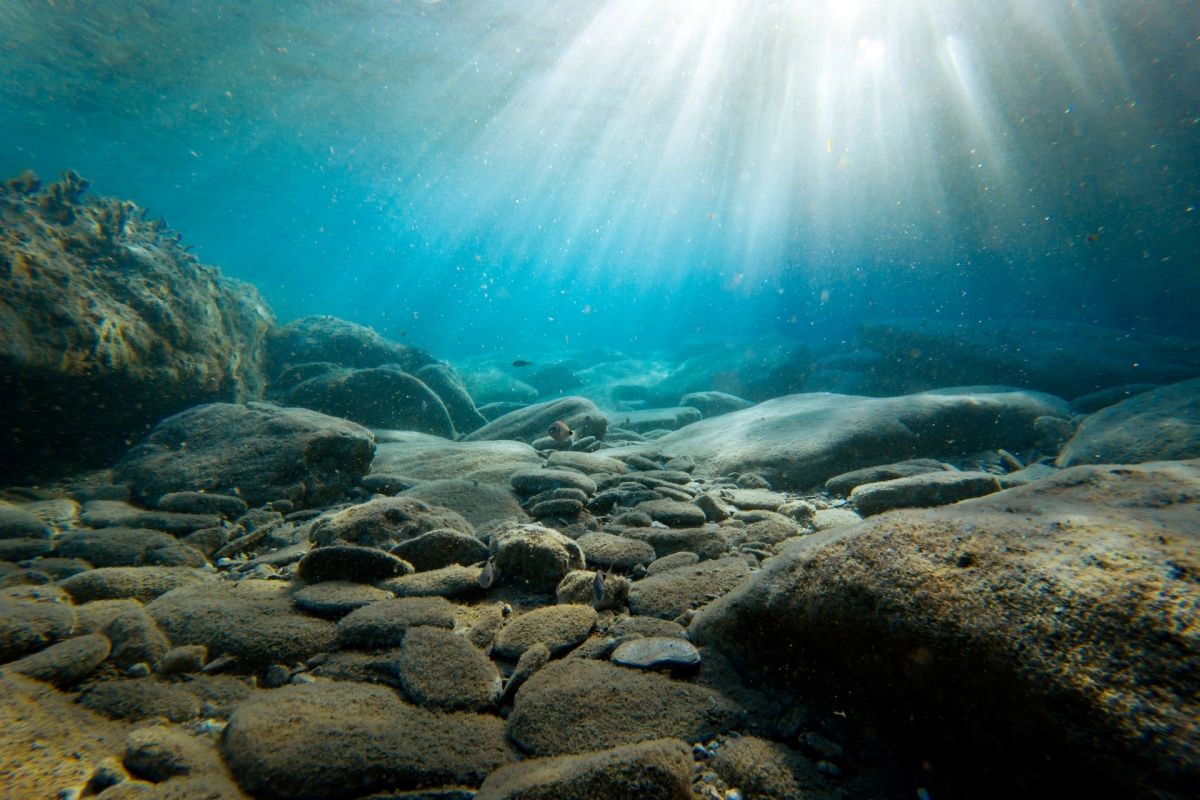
(0, 434), (911, 799)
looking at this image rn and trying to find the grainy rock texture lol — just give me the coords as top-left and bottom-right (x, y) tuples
(221, 681), (510, 798)
(475, 738), (694, 800)
(691, 460), (1200, 798)
(508, 659), (741, 756)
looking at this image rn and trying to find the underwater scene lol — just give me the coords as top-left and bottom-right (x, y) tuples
(1, 1), (1198, 798)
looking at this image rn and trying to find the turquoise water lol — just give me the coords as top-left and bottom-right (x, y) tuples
(1, 0), (1197, 356)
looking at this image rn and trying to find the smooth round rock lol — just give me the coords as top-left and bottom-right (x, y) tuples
(511, 469), (597, 497)
(7, 633), (111, 687)
(297, 545), (412, 584)
(292, 580), (393, 618)
(577, 531), (657, 570)
(611, 637), (702, 671)
(493, 604), (596, 659)
(390, 529), (489, 573)
(635, 499), (706, 528)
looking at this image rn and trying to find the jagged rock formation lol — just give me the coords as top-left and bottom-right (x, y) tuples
(0, 171), (273, 479)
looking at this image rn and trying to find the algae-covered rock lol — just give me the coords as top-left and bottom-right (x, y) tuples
(691, 460), (1200, 798)
(508, 659), (741, 756)
(222, 681), (509, 797)
(0, 171), (273, 481)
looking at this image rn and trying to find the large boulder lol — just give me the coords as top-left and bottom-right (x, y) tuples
(265, 315), (434, 376)
(0, 171), (273, 480)
(114, 402), (375, 508)
(286, 366), (454, 436)
(1057, 378), (1200, 467)
(620, 388), (1067, 490)
(690, 460), (1200, 798)
(855, 318), (1200, 398)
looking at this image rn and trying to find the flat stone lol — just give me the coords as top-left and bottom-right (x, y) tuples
(546, 450), (629, 474)
(371, 431), (542, 484)
(825, 458), (956, 496)
(611, 637), (702, 671)
(380, 564), (484, 599)
(287, 366), (454, 436)
(622, 526), (730, 561)
(529, 498), (584, 519)
(464, 396), (608, 444)
(507, 659), (741, 756)
(55, 527), (207, 568)
(81, 500), (220, 534)
(634, 499), (706, 528)
(677, 391), (754, 419)
(576, 531), (657, 570)
(390, 528), (490, 573)
(811, 508), (862, 531)
(491, 524), (586, 594)
(79, 679), (204, 722)
(628, 556), (751, 620)
(297, 544), (412, 584)
(609, 616), (689, 640)
(57, 566), (214, 603)
(709, 735), (837, 800)
(607, 407), (702, 433)
(221, 681), (510, 797)
(0, 538), (54, 561)
(554, 570), (629, 610)
(493, 604), (597, 659)
(613, 389), (1068, 490)
(147, 579), (338, 669)
(0, 503), (52, 539)
(850, 470), (1002, 516)
(103, 607), (170, 670)
(154, 491), (248, 518)
(337, 597), (456, 648)
(476, 738), (693, 800)
(292, 580), (393, 618)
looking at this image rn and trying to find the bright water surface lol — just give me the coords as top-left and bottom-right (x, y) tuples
(1, 0), (1197, 357)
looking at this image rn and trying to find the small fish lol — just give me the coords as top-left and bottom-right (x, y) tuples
(512, 359), (533, 367)
(592, 570), (605, 608)
(548, 420), (574, 442)
(478, 557), (496, 589)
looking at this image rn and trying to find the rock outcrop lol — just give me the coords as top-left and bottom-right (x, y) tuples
(0, 171), (273, 480)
